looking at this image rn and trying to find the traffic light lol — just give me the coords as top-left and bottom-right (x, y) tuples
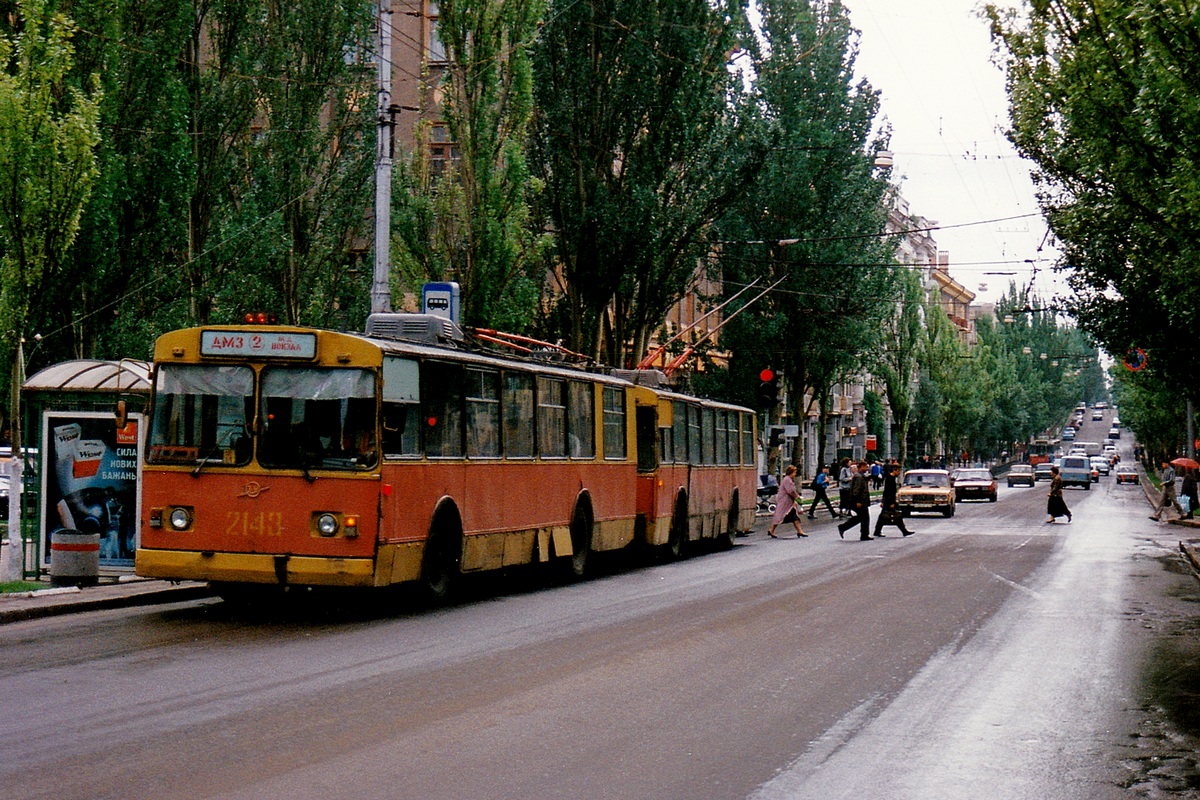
(768, 425), (785, 447)
(756, 368), (780, 407)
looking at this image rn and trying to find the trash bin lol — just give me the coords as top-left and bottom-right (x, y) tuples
(49, 529), (100, 587)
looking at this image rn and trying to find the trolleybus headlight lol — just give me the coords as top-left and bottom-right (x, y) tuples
(316, 513), (339, 536)
(169, 507), (192, 531)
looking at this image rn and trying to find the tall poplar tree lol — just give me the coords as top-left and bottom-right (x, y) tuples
(393, 0), (545, 331)
(0, 0), (101, 432)
(717, 0), (895, 467)
(529, 0), (764, 363)
(987, 0), (1200, 394)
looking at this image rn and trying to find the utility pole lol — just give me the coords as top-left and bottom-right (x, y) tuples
(371, 0), (394, 315)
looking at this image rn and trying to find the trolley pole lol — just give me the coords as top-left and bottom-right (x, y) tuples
(371, 0), (394, 315)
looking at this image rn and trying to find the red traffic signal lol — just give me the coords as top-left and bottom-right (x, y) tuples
(759, 368), (775, 382)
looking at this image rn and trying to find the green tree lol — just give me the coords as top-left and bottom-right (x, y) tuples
(987, 0), (1200, 396)
(232, 0), (376, 327)
(0, 0), (101, 435)
(529, 0), (764, 363)
(394, 0), (546, 331)
(717, 0), (896, 468)
(876, 264), (925, 466)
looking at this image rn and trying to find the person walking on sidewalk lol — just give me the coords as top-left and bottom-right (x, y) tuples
(768, 464), (807, 538)
(873, 462), (913, 537)
(807, 466), (837, 519)
(1150, 461), (1182, 521)
(837, 458), (853, 517)
(1046, 465), (1071, 523)
(838, 461), (872, 540)
(1182, 468), (1198, 520)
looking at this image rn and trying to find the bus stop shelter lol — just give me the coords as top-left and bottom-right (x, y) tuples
(9, 359), (150, 580)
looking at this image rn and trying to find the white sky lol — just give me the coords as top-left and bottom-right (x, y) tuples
(841, 0), (1061, 305)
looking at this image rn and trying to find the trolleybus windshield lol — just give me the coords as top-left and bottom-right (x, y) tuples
(259, 366), (378, 470)
(148, 364), (255, 466)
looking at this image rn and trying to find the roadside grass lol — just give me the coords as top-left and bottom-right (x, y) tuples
(0, 581), (44, 594)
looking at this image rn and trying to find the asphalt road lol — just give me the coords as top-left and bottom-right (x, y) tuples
(2, 427), (1198, 799)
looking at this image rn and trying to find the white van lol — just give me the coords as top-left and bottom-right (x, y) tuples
(1060, 455), (1093, 489)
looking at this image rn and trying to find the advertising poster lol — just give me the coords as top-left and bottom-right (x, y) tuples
(41, 412), (142, 566)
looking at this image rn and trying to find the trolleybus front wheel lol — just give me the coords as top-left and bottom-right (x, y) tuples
(420, 522), (463, 603)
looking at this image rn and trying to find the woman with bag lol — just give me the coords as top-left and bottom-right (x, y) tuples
(1046, 465), (1072, 523)
(872, 461), (913, 537)
(768, 464), (807, 538)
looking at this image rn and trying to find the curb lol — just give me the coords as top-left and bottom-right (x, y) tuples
(0, 581), (213, 625)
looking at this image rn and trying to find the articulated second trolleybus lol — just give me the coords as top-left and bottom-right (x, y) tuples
(135, 314), (757, 599)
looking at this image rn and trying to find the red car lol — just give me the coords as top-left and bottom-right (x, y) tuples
(953, 468), (998, 502)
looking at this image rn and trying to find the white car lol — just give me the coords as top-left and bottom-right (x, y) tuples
(1090, 455), (1110, 476)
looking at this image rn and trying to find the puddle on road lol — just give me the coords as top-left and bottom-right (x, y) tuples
(1121, 553), (1200, 797)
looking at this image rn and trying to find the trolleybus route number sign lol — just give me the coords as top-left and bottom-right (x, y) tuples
(201, 330), (317, 359)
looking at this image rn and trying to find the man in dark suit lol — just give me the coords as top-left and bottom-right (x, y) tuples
(838, 461), (872, 541)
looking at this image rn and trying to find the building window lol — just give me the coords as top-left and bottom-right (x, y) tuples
(428, 1), (447, 62)
(430, 124), (459, 179)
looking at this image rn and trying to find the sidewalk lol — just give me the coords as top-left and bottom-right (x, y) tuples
(0, 574), (211, 624)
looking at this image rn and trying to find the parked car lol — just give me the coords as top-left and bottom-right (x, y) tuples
(1115, 465), (1139, 484)
(954, 468), (998, 502)
(1060, 455), (1093, 489)
(1090, 455), (1110, 476)
(897, 469), (955, 517)
(1034, 462), (1055, 481)
(1007, 464), (1035, 487)
(0, 473), (8, 519)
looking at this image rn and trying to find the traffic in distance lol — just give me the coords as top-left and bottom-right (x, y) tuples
(135, 314), (757, 602)
(891, 401), (1129, 519)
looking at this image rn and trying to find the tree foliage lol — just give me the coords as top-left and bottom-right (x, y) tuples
(0, 0), (101, 425)
(716, 0), (896, 467)
(393, 0), (546, 331)
(986, 0), (1200, 395)
(529, 0), (765, 363)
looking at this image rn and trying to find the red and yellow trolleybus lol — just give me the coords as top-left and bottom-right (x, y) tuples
(135, 314), (757, 598)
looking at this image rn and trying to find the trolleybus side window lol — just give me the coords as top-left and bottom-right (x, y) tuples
(537, 377), (566, 457)
(567, 380), (595, 459)
(382, 357), (421, 458)
(148, 364), (254, 465)
(701, 407), (716, 465)
(602, 386), (626, 460)
(673, 400), (688, 464)
(715, 409), (729, 465)
(502, 372), (534, 458)
(465, 367), (500, 458)
(659, 410), (674, 464)
(741, 412), (754, 465)
(259, 367), (377, 470)
(422, 361), (464, 458)
(687, 403), (702, 465)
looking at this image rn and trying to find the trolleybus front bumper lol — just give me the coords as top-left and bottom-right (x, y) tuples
(135, 548), (376, 587)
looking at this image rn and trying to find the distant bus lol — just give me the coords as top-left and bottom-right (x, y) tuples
(135, 315), (757, 600)
(1028, 438), (1059, 466)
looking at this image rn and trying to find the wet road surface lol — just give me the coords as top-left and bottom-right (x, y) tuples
(1, 452), (1198, 798)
